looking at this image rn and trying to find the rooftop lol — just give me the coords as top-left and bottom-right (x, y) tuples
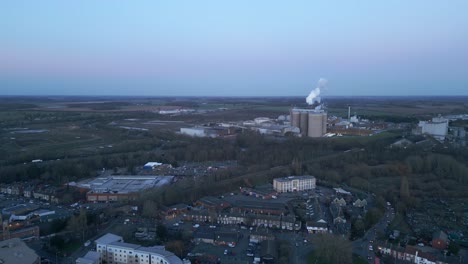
(0, 238), (39, 264)
(76, 175), (173, 194)
(274, 175), (315, 182)
(76, 251), (100, 264)
(95, 233), (123, 245)
(109, 241), (141, 250)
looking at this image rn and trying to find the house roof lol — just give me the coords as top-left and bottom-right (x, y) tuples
(404, 246), (437, 262)
(260, 240), (278, 260)
(432, 230), (448, 241)
(306, 220), (328, 228)
(109, 242), (140, 249)
(198, 196), (228, 207)
(193, 228), (215, 240)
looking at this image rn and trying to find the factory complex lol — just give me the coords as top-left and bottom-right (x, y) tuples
(70, 175), (174, 202)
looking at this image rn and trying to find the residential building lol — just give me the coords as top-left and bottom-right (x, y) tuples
(377, 243), (448, 264)
(161, 204), (189, 220)
(431, 230), (449, 249)
(306, 219), (328, 234)
(353, 199), (367, 208)
(193, 228), (215, 244)
(331, 197), (346, 207)
(249, 232), (275, 244)
(231, 200), (287, 216)
(184, 209), (215, 223)
(195, 196), (230, 211)
(273, 176), (316, 193)
(95, 233), (183, 264)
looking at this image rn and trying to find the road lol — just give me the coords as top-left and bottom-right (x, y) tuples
(352, 204), (395, 263)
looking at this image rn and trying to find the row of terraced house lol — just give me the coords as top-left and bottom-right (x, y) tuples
(0, 182), (76, 204)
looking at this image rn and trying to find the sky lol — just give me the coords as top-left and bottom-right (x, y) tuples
(1, 1), (468, 97)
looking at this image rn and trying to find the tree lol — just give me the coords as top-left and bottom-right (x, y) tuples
(166, 240), (186, 257)
(312, 234), (352, 264)
(351, 218), (366, 239)
(156, 224), (168, 241)
(448, 243), (460, 255)
(400, 175), (410, 201)
(67, 209), (87, 241)
(141, 200), (158, 218)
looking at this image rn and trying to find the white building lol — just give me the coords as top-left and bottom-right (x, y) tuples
(273, 176), (316, 193)
(418, 117), (448, 140)
(180, 127), (207, 137)
(95, 233), (184, 264)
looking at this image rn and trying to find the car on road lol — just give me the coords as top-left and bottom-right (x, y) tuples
(368, 245), (373, 251)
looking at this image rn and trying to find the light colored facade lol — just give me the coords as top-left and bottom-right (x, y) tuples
(306, 219), (328, 234)
(418, 117), (448, 140)
(95, 233), (183, 264)
(273, 176), (316, 193)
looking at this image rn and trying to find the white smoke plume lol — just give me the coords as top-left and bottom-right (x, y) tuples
(306, 78), (328, 105)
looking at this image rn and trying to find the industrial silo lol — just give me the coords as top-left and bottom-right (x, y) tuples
(291, 109), (301, 128)
(322, 112), (327, 134)
(308, 112), (325, 137)
(299, 112), (309, 136)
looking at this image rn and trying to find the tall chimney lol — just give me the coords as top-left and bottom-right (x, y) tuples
(348, 106), (351, 120)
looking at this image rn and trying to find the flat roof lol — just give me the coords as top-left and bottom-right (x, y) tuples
(95, 233), (123, 244)
(77, 176), (173, 194)
(76, 251), (100, 264)
(0, 238), (39, 264)
(144, 162), (162, 167)
(109, 241), (141, 250)
(138, 246), (176, 258)
(274, 175), (315, 182)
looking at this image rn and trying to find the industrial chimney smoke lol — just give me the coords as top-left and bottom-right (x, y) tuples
(306, 78), (327, 105)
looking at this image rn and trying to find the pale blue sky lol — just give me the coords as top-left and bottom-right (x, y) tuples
(1, 1), (467, 96)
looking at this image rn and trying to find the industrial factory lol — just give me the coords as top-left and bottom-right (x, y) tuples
(290, 108), (327, 138)
(289, 78), (328, 137)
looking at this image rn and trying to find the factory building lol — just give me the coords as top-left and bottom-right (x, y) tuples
(273, 176), (316, 193)
(290, 108), (327, 137)
(70, 175), (174, 202)
(417, 116), (448, 140)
